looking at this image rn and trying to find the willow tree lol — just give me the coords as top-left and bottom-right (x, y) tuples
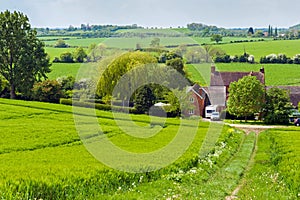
(0, 10), (51, 99)
(97, 51), (157, 99)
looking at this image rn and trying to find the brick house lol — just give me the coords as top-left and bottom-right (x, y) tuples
(184, 84), (210, 117)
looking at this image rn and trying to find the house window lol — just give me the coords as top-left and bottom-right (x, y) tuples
(190, 97), (194, 103)
(189, 109), (194, 115)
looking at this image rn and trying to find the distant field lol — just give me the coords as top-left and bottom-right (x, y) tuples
(192, 37), (268, 45)
(43, 38), (106, 47)
(45, 47), (77, 60)
(47, 62), (99, 80)
(216, 39), (300, 59)
(186, 63), (300, 86)
(47, 63), (82, 80)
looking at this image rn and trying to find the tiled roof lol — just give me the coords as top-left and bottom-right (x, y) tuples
(211, 71), (265, 86)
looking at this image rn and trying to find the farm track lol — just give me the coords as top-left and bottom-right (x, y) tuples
(198, 131), (256, 199)
(225, 133), (258, 200)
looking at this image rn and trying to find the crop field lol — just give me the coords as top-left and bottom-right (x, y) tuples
(0, 98), (264, 199)
(237, 128), (300, 199)
(187, 63), (300, 86)
(216, 39), (300, 59)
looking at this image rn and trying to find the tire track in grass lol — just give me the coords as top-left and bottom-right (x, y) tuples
(225, 133), (258, 200)
(200, 132), (256, 199)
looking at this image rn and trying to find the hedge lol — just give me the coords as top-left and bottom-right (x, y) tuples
(60, 98), (138, 114)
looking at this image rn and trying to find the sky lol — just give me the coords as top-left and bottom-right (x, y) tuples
(0, 0), (299, 28)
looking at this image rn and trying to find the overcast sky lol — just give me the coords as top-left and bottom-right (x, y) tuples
(0, 0), (299, 28)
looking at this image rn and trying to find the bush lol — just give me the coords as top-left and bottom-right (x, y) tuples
(32, 80), (63, 103)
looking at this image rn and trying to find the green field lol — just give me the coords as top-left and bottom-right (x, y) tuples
(187, 63), (300, 86)
(237, 128), (300, 198)
(43, 38), (106, 47)
(45, 47), (77, 60)
(1, 98), (299, 199)
(0, 99), (256, 199)
(216, 39), (300, 59)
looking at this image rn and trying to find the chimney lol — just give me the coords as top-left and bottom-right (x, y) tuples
(211, 65), (216, 73)
(260, 67), (265, 74)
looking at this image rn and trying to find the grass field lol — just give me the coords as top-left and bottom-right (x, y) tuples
(186, 63), (300, 86)
(216, 39), (300, 59)
(43, 38), (106, 47)
(237, 128), (300, 199)
(45, 47), (77, 60)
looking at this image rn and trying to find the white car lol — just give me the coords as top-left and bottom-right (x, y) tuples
(210, 112), (220, 121)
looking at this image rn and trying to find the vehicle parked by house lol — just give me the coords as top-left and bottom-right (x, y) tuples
(211, 112), (220, 121)
(205, 105), (218, 118)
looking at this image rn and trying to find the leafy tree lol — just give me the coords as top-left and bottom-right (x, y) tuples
(0, 75), (9, 96)
(263, 87), (293, 125)
(97, 51), (157, 98)
(211, 34), (223, 44)
(166, 58), (185, 75)
(54, 39), (69, 48)
(150, 38), (160, 47)
(32, 80), (63, 103)
(60, 52), (74, 63)
(134, 85), (156, 114)
(0, 10), (51, 99)
(227, 76), (265, 121)
(202, 45), (225, 63)
(73, 47), (87, 63)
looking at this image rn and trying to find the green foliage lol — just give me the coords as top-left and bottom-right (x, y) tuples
(0, 10), (51, 99)
(32, 80), (63, 103)
(59, 52), (74, 63)
(97, 51), (157, 98)
(150, 37), (160, 47)
(227, 76), (265, 121)
(166, 57), (185, 75)
(73, 47), (87, 62)
(164, 88), (195, 117)
(54, 39), (69, 48)
(133, 85), (156, 114)
(211, 34), (223, 44)
(263, 87), (293, 124)
(0, 75), (9, 95)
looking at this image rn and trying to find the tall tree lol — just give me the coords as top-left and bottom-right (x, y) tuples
(263, 87), (293, 125)
(150, 38), (160, 47)
(211, 34), (223, 44)
(227, 76), (265, 121)
(0, 10), (51, 99)
(134, 85), (156, 114)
